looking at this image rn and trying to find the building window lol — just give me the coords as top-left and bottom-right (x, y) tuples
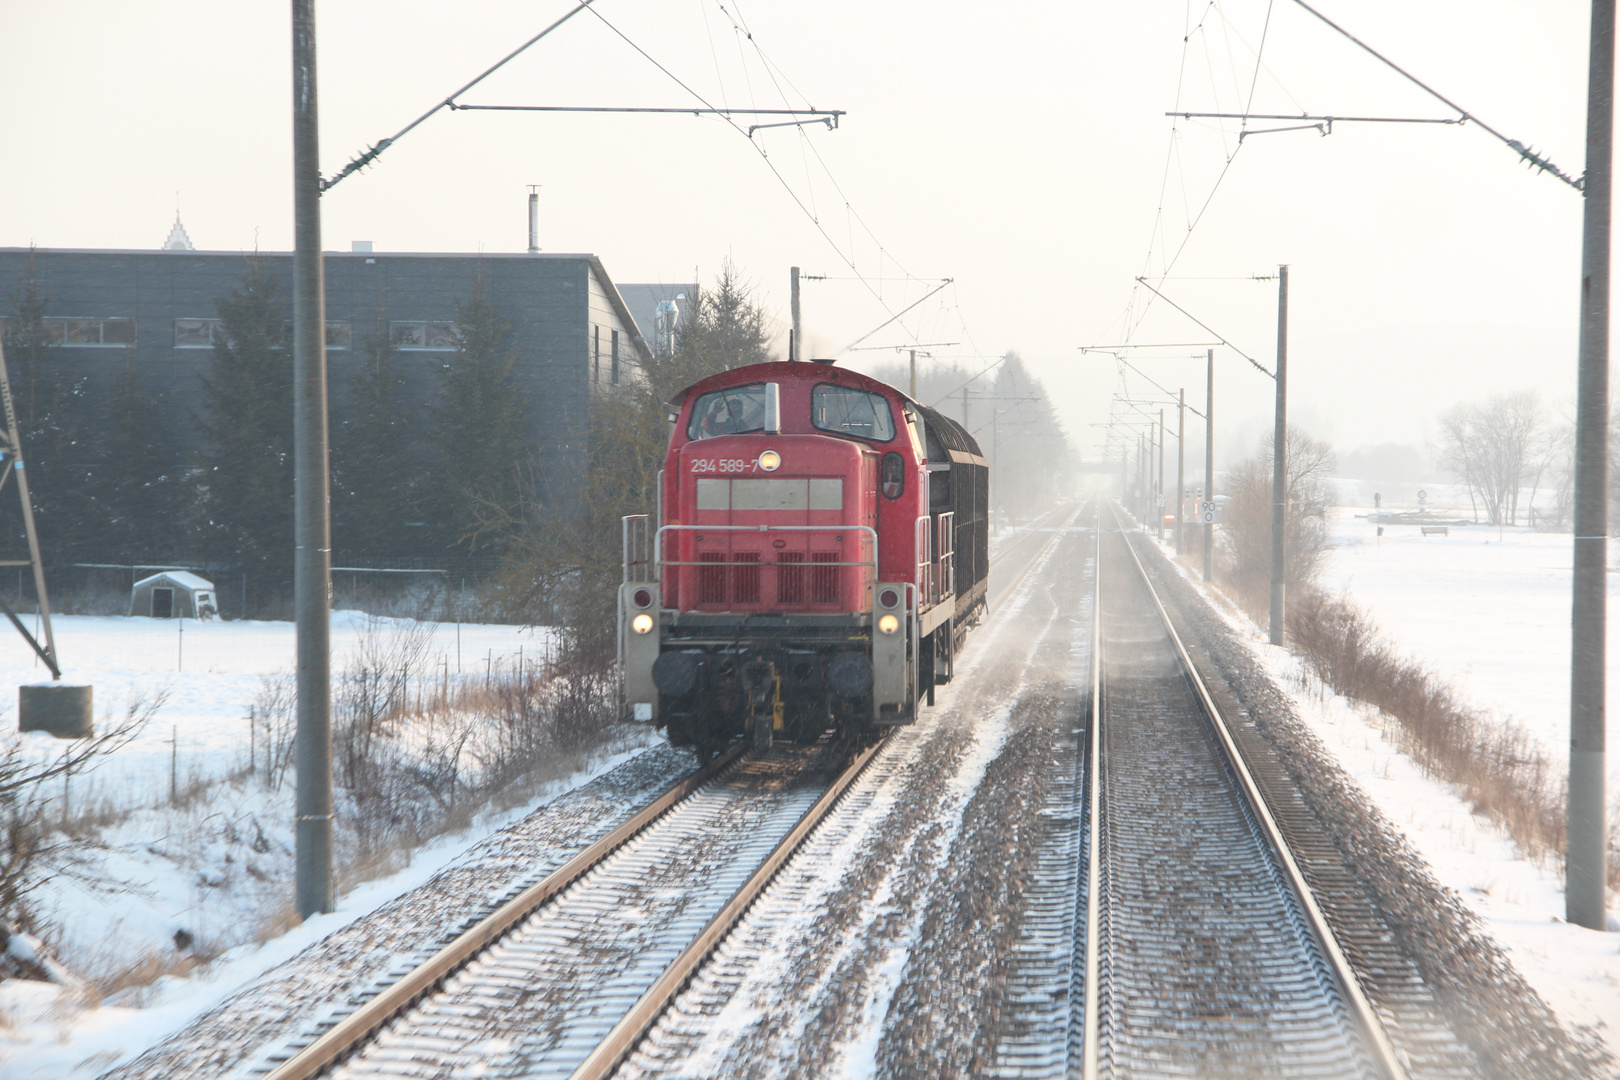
(389, 321), (457, 350)
(324, 322), (351, 350)
(175, 319), (221, 348)
(611, 329), (620, 385)
(593, 325), (601, 383)
(38, 316), (135, 347)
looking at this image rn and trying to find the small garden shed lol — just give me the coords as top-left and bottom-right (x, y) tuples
(130, 571), (218, 619)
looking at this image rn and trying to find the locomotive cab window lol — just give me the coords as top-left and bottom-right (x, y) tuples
(688, 384), (767, 439)
(880, 451), (905, 499)
(812, 385), (895, 441)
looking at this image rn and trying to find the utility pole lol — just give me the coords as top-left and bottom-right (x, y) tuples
(1270, 265), (1289, 647)
(790, 266), (802, 362)
(962, 383), (971, 432)
(992, 407), (1000, 531)
(1568, 0), (1612, 932)
(1176, 387), (1186, 556)
(292, 0), (334, 919)
(1204, 349), (1215, 582)
(909, 348), (917, 398)
(1156, 409), (1165, 540)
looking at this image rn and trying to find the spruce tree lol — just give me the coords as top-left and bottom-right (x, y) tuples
(84, 364), (185, 564)
(427, 274), (531, 553)
(2, 256), (94, 564)
(332, 320), (418, 563)
(195, 263), (293, 597)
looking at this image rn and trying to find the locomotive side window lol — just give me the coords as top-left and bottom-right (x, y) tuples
(812, 385), (895, 441)
(880, 451), (905, 499)
(929, 466), (952, 509)
(688, 384), (767, 439)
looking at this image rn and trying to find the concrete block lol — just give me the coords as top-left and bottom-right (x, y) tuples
(19, 684), (93, 739)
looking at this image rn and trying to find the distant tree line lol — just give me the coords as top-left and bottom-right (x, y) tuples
(0, 258), (536, 615)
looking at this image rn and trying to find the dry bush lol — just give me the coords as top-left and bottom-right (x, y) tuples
(328, 619), (621, 880)
(1218, 429), (1335, 617)
(82, 937), (223, 1007)
(1286, 590), (1597, 882)
(0, 690), (167, 936)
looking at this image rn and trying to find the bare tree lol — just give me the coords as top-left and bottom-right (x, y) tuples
(485, 262), (780, 662)
(1436, 391), (1545, 525)
(1218, 429), (1336, 615)
(0, 692), (165, 937)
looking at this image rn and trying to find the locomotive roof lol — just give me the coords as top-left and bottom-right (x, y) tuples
(669, 360), (983, 456)
(670, 360), (888, 405)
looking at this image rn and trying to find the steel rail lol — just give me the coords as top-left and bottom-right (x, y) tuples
(988, 502), (1075, 569)
(1080, 503), (1103, 1079)
(261, 741), (749, 1080)
(1108, 507), (1409, 1080)
(569, 732), (892, 1080)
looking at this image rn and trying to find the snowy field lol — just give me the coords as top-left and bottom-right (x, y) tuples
(4, 610), (555, 808)
(0, 608), (620, 1072)
(1319, 506), (1620, 775)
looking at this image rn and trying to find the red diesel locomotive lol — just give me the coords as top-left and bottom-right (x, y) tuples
(619, 359), (989, 753)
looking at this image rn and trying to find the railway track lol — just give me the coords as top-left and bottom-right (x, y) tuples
(1082, 510), (1407, 1078)
(254, 503), (1084, 1080)
(996, 507), (1449, 1079)
(257, 738), (879, 1080)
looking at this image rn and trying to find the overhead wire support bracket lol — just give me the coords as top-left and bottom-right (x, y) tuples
(450, 103), (842, 124)
(836, 278), (954, 356)
(1287, 0), (1583, 191)
(1133, 278), (1274, 379)
(747, 116), (839, 137)
(319, 0), (599, 193)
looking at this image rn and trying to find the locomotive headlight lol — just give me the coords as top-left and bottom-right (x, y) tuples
(877, 613), (900, 635)
(758, 449), (781, 472)
(631, 612), (655, 635)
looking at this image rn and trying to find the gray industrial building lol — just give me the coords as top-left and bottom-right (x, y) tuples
(0, 237), (656, 488)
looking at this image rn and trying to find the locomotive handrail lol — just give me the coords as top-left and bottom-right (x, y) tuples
(914, 516), (934, 605)
(937, 511), (956, 601)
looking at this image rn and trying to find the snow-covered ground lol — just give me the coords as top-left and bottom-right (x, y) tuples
(0, 608), (646, 1073)
(3, 610), (555, 807)
(0, 742), (661, 1078)
(1165, 508), (1620, 1045)
(1319, 505), (1620, 768)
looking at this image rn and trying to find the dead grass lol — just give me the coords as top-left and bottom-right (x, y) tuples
(1287, 589), (1620, 891)
(251, 900), (302, 946)
(79, 937), (224, 1008)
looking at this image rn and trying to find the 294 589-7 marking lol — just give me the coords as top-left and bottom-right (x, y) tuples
(689, 458), (754, 473)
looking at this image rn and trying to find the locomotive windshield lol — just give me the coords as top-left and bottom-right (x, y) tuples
(812, 385), (895, 441)
(688, 384), (766, 439)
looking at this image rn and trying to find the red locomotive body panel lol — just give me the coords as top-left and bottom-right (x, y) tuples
(663, 363), (929, 615)
(621, 358), (989, 745)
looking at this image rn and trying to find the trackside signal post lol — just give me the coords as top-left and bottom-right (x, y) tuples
(292, 0), (334, 918)
(1568, 0), (1612, 931)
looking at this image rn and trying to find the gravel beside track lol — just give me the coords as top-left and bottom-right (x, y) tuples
(1129, 531), (1614, 1080)
(615, 518), (1088, 1080)
(101, 745), (701, 1080)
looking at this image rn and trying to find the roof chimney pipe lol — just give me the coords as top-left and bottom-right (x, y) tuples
(527, 185), (540, 254)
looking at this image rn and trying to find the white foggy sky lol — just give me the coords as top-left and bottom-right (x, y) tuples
(0, 1), (1598, 468)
